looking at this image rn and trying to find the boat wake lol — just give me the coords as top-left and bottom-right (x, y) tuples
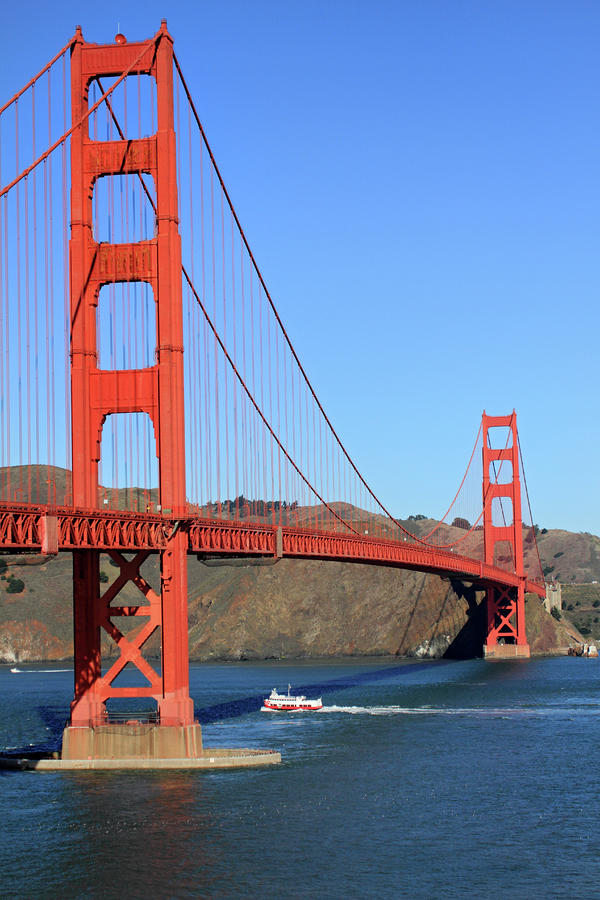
(260, 704), (507, 716)
(319, 705), (479, 716)
(313, 705), (594, 717)
(10, 667), (71, 674)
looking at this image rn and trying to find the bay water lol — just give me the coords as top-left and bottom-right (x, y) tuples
(1, 656), (600, 898)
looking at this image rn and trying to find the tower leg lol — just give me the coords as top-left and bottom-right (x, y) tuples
(484, 584), (530, 659)
(70, 550), (106, 726)
(159, 531), (195, 725)
(63, 544), (199, 760)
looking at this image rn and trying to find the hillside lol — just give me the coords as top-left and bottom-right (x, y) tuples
(0, 467), (595, 662)
(0, 545), (585, 665)
(535, 529), (600, 583)
(558, 582), (600, 643)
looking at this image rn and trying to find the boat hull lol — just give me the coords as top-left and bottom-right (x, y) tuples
(263, 687), (322, 711)
(262, 700), (322, 711)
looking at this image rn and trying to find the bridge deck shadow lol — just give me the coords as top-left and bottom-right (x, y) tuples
(194, 660), (452, 724)
(1, 659), (459, 761)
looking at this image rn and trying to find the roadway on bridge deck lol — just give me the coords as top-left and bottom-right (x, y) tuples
(0, 504), (545, 598)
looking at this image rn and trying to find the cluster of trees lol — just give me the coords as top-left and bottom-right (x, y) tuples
(208, 497), (300, 517)
(406, 515), (473, 530)
(0, 559), (24, 594)
(451, 517), (471, 530)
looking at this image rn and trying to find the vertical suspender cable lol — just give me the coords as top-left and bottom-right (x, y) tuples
(61, 53), (69, 495)
(266, 287), (274, 523)
(188, 98), (198, 507)
(249, 269), (256, 514)
(32, 83), (39, 503)
(259, 282), (266, 513)
(3, 194), (9, 498)
(240, 244), (247, 514)
(210, 167), (220, 516)
(231, 216), (239, 520)
(0, 148), (4, 478)
(25, 168), (31, 501)
(277, 323), (283, 523)
(220, 192), (230, 514)
(200, 136), (210, 511)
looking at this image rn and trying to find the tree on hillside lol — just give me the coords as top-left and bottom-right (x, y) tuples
(451, 517), (471, 530)
(6, 576), (24, 594)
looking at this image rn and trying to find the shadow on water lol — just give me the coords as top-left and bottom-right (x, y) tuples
(3, 659), (457, 754)
(1, 719), (65, 760)
(0, 704), (67, 759)
(194, 660), (452, 723)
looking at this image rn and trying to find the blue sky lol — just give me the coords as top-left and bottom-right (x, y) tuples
(2, 1), (598, 534)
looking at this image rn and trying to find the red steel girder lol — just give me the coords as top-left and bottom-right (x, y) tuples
(0, 505), (546, 599)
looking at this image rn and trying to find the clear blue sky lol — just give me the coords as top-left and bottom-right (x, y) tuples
(2, 1), (598, 534)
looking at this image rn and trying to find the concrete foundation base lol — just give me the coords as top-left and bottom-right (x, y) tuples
(1, 722), (281, 770)
(61, 723), (204, 761)
(484, 643), (530, 660)
(0, 747), (281, 771)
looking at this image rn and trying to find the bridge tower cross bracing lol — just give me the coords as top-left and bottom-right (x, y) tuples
(481, 411), (530, 659)
(68, 23), (194, 728)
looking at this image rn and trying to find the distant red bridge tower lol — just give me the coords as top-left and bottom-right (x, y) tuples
(482, 412), (530, 659)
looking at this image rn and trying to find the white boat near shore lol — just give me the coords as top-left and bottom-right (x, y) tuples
(263, 685), (323, 711)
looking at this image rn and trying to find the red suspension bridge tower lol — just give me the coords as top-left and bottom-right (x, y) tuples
(65, 22), (199, 758)
(481, 411), (530, 659)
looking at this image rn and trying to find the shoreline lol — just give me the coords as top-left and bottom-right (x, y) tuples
(0, 648), (577, 668)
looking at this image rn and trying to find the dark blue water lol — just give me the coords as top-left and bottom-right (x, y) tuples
(2, 656), (600, 898)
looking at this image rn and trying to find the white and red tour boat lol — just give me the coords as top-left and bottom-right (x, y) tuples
(263, 685), (323, 711)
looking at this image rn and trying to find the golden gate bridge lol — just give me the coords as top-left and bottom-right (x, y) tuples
(0, 22), (545, 763)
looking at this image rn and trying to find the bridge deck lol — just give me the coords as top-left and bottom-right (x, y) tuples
(0, 504), (545, 597)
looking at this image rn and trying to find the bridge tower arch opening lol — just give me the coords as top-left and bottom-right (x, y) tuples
(481, 411), (530, 660)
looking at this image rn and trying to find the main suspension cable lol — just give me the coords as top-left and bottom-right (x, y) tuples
(0, 30), (163, 198)
(181, 263), (360, 536)
(172, 52), (422, 542)
(518, 432), (544, 583)
(0, 36), (76, 117)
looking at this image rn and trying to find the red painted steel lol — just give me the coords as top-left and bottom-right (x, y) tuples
(0, 504), (546, 598)
(68, 23), (193, 726)
(482, 411), (529, 650)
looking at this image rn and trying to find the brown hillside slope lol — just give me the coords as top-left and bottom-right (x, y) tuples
(0, 550), (575, 664)
(0, 466), (593, 662)
(535, 529), (600, 583)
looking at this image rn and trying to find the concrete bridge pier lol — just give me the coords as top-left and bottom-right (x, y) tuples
(483, 643), (530, 660)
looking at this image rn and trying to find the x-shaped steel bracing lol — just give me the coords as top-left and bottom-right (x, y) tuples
(97, 551), (162, 700)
